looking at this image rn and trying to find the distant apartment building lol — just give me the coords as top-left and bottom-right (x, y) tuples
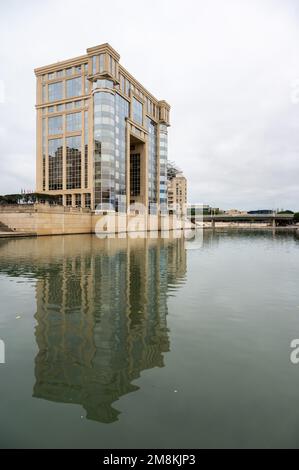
(34, 43), (170, 211)
(167, 172), (187, 215)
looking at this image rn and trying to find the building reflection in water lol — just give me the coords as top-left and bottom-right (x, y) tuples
(29, 235), (187, 423)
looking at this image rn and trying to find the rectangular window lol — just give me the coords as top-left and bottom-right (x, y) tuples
(84, 110), (88, 188)
(48, 72), (55, 80)
(85, 193), (91, 208)
(99, 54), (105, 73)
(66, 112), (81, 132)
(48, 138), (63, 190)
(48, 82), (63, 102)
(133, 97), (143, 125)
(75, 194), (81, 207)
(92, 56), (97, 74)
(66, 67), (72, 76)
(57, 70), (63, 78)
(42, 85), (47, 103)
(66, 77), (82, 98)
(66, 136), (81, 189)
(66, 194), (72, 206)
(130, 153), (140, 196)
(48, 115), (63, 135)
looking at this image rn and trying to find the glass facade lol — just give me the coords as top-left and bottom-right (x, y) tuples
(133, 97), (143, 125)
(48, 138), (63, 190)
(48, 115), (63, 135)
(146, 117), (158, 205)
(66, 136), (81, 189)
(84, 110), (88, 188)
(66, 112), (81, 132)
(66, 77), (82, 98)
(93, 90), (129, 211)
(48, 82), (63, 102)
(159, 124), (168, 208)
(37, 46), (169, 212)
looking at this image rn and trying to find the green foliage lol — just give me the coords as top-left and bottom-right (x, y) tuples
(277, 210), (294, 214)
(0, 193), (61, 205)
(294, 212), (299, 223)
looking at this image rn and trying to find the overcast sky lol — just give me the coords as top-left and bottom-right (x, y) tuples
(0, 0), (299, 210)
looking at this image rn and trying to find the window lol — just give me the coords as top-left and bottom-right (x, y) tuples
(48, 106), (55, 113)
(57, 70), (63, 78)
(66, 112), (81, 132)
(48, 138), (63, 190)
(94, 79), (113, 89)
(66, 194), (72, 206)
(130, 153), (140, 196)
(48, 82), (63, 102)
(75, 65), (81, 74)
(66, 136), (81, 189)
(133, 97), (143, 125)
(85, 193), (91, 208)
(125, 79), (130, 96)
(42, 85), (47, 103)
(66, 77), (82, 98)
(48, 115), (63, 135)
(99, 54), (105, 73)
(120, 74), (124, 92)
(66, 67), (72, 76)
(48, 72), (55, 80)
(75, 194), (81, 207)
(57, 103), (64, 111)
(92, 56), (97, 74)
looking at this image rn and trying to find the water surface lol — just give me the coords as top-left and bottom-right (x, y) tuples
(0, 230), (299, 448)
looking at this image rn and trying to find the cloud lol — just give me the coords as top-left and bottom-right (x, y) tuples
(0, 0), (298, 209)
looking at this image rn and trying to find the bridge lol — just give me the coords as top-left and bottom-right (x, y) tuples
(192, 213), (294, 227)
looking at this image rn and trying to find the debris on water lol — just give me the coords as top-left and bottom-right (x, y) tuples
(174, 390), (178, 393)
(16, 315), (21, 319)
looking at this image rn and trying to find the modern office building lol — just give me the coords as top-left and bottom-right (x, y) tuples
(167, 172), (187, 216)
(35, 43), (170, 211)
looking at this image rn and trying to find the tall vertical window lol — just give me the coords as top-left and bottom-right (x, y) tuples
(48, 82), (63, 102)
(66, 136), (81, 189)
(42, 118), (46, 190)
(42, 85), (47, 103)
(85, 193), (91, 208)
(92, 56), (97, 74)
(48, 115), (63, 135)
(84, 110), (88, 188)
(159, 124), (168, 210)
(66, 112), (81, 132)
(66, 77), (82, 98)
(48, 138), (63, 190)
(133, 97), (143, 125)
(130, 153), (140, 196)
(99, 54), (105, 73)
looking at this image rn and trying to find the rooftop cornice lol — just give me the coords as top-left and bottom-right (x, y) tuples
(87, 43), (120, 61)
(34, 54), (88, 76)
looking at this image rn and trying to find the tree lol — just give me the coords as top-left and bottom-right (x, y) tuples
(294, 212), (299, 223)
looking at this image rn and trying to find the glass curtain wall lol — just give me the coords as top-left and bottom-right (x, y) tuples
(159, 124), (168, 211)
(93, 88), (129, 211)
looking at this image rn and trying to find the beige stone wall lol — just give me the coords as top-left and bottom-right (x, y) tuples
(0, 204), (91, 236)
(0, 204), (185, 236)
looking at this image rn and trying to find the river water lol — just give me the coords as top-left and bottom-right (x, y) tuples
(0, 230), (299, 448)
